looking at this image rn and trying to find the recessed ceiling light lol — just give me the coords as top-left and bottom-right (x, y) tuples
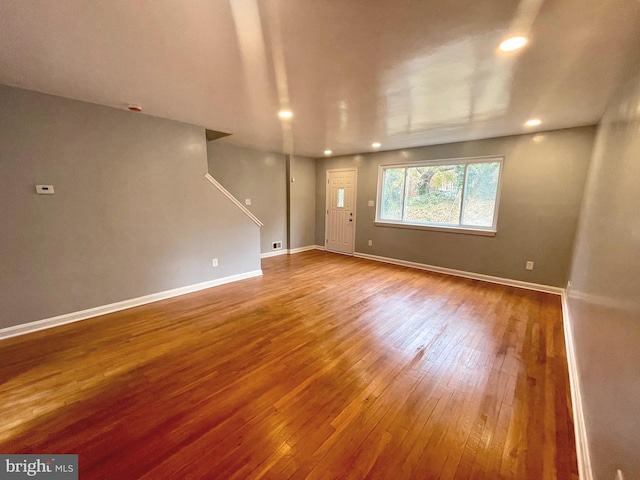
(525, 119), (542, 126)
(324, 150), (332, 155)
(499, 36), (528, 52)
(372, 142), (381, 148)
(278, 110), (293, 119)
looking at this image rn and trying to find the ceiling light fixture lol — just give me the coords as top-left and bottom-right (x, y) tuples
(372, 142), (381, 148)
(525, 118), (542, 126)
(499, 36), (528, 52)
(278, 110), (293, 119)
(324, 150), (332, 155)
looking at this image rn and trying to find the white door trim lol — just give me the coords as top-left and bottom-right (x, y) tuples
(325, 168), (358, 255)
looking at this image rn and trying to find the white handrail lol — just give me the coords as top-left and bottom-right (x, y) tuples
(204, 173), (263, 227)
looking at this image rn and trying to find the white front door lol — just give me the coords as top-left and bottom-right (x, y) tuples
(325, 169), (357, 254)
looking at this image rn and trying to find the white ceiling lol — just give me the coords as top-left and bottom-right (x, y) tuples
(1, 0), (639, 158)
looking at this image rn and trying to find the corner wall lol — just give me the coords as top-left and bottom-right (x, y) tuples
(566, 53), (640, 480)
(207, 142), (287, 254)
(288, 155), (316, 250)
(0, 85), (261, 330)
(316, 127), (595, 287)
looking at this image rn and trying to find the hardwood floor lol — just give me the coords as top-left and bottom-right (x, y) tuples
(0, 251), (578, 479)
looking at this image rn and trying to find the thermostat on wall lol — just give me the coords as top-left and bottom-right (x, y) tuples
(36, 185), (54, 194)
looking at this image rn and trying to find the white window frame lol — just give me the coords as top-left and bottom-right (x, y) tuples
(375, 155), (504, 236)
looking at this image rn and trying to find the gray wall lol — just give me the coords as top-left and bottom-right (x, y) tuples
(0, 85), (261, 330)
(288, 155), (316, 249)
(316, 126), (595, 287)
(207, 142), (287, 254)
(566, 55), (640, 479)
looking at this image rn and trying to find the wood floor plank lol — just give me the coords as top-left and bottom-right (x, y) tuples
(0, 250), (578, 479)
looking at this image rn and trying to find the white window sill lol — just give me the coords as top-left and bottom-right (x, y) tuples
(374, 221), (496, 237)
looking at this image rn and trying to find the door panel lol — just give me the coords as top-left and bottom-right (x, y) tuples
(326, 169), (357, 254)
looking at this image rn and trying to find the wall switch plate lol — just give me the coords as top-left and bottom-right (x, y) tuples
(526, 261), (534, 270)
(212, 258), (218, 267)
(36, 185), (54, 194)
(291, 177), (295, 183)
(368, 200), (374, 207)
(245, 198), (251, 205)
(368, 240), (373, 246)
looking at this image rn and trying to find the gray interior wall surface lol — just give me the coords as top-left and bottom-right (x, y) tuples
(0, 85), (261, 330)
(315, 127), (595, 287)
(289, 155), (316, 249)
(207, 142), (287, 254)
(566, 56), (640, 480)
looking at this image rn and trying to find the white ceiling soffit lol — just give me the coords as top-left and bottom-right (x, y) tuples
(1, 0), (639, 158)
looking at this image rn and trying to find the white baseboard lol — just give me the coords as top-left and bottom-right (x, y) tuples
(0, 270), (263, 341)
(561, 291), (593, 480)
(260, 250), (288, 259)
(260, 245), (325, 258)
(288, 245), (319, 254)
(353, 252), (563, 295)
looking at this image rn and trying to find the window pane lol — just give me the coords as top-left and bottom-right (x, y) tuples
(380, 168), (405, 220)
(337, 187), (345, 208)
(461, 162), (500, 227)
(404, 165), (463, 225)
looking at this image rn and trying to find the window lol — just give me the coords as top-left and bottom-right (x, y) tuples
(376, 156), (503, 235)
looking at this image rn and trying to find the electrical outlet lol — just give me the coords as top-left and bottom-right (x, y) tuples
(245, 198), (251, 205)
(368, 240), (373, 246)
(212, 258), (218, 267)
(526, 261), (534, 270)
(368, 200), (374, 207)
(272, 241), (283, 250)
